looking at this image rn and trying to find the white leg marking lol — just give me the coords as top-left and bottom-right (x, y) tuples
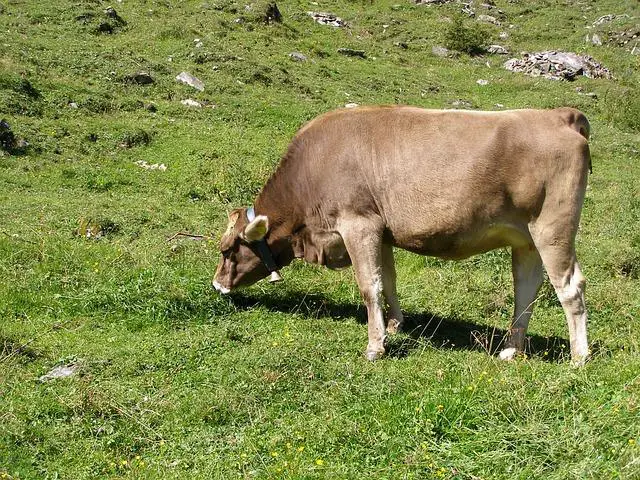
(499, 246), (543, 361)
(381, 243), (403, 335)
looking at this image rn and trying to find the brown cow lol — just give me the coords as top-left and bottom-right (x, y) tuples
(213, 106), (591, 365)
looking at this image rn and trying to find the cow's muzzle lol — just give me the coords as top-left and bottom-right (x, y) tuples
(212, 279), (231, 294)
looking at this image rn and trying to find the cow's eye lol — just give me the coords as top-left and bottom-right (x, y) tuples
(221, 247), (233, 259)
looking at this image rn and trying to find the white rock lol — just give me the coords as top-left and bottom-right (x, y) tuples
(176, 71), (205, 91)
(476, 79), (489, 85)
(488, 44), (509, 54)
(344, 103), (359, 108)
(39, 364), (79, 382)
(181, 98), (202, 107)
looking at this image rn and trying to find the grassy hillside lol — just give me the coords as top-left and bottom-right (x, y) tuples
(1, 0), (639, 478)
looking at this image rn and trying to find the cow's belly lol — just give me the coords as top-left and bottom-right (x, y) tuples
(394, 223), (532, 260)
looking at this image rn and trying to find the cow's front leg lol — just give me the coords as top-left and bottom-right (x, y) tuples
(381, 242), (404, 335)
(499, 245), (543, 361)
(339, 219), (387, 361)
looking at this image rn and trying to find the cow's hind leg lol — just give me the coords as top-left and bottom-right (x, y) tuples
(338, 219), (387, 361)
(535, 243), (589, 365)
(381, 243), (404, 335)
(499, 245), (543, 361)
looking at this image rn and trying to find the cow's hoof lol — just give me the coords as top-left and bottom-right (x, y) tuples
(386, 319), (403, 335)
(498, 347), (517, 361)
(365, 349), (385, 361)
(570, 353), (589, 367)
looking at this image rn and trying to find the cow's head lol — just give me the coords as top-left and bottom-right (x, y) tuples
(212, 208), (275, 293)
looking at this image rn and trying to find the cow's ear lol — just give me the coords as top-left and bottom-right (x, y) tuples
(242, 215), (269, 242)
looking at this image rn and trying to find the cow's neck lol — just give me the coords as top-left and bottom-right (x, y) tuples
(253, 174), (302, 269)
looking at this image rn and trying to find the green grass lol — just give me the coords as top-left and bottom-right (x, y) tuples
(1, 0), (640, 478)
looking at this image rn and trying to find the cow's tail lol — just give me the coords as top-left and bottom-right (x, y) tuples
(562, 108), (592, 173)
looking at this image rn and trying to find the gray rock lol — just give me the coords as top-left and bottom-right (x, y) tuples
(337, 48), (366, 58)
(176, 71), (205, 91)
(477, 14), (500, 25)
(39, 364), (79, 382)
(504, 51), (612, 80)
(431, 46), (451, 57)
(586, 33), (602, 46)
(181, 99), (202, 108)
(124, 71), (154, 85)
(69, 102), (79, 108)
(450, 99), (474, 109)
(307, 11), (346, 27)
(476, 79), (489, 85)
(487, 44), (509, 54)
(592, 14), (628, 27)
(289, 52), (308, 62)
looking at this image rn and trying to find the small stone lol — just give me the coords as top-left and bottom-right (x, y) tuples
(176, 71), (205, 91)
(461, 3), (475, 17)
(39, 364), (79, 382)
(451, 99), (473, 108)
(181, 99), (202, 107)
(69, 102), (79, 109)
(495, 103), (504, 108)
(487, 44), (509, 54)
(134, 160), (167, 171)
(124, 71), (154, 85)
(344, 103), (359, 108)
(588, 33), (602, 46)
(477, 14), (500, 25)
(592, 14), (628, 27)
(476, 79), (489, 85)
(289, 52), (307, 62)
(337, 48), (366, 58)
(499, 31), (509, 39)
(307, 11), (346, 27)
(431, 46), (451, 57)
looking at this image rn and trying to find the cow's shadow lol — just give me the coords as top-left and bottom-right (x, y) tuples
(231, 290), (574, 362)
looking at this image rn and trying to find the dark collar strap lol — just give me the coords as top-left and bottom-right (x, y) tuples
(246, 206), (279, 273)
